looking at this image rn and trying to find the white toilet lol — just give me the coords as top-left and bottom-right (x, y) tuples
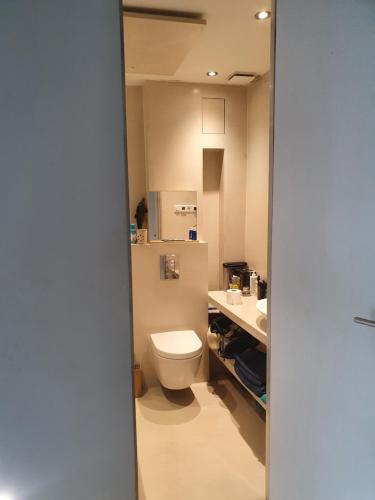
(150, 330), (203, 390)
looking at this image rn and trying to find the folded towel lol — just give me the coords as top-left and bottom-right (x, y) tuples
(234, 362), (266, 397)
(234, 360), (265, 388)
(234, 348), (266, 385)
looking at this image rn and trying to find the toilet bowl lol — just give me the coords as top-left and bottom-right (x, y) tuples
(150, 330), (203, 390)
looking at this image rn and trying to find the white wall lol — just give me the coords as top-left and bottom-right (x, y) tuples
(245, 75), (270, 280)
(125, 86), (147, 223)
(131, 242), (208, 388)
(269, 0), (375, 499)
(0, 2), (136, 499)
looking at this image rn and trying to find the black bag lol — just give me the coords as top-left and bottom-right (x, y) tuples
(211, 314), (259, 358)
(210, 314), (235, 335)
(218, 328), (259, 359)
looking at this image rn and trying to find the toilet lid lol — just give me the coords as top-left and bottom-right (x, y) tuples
(150, 330), (203, 360)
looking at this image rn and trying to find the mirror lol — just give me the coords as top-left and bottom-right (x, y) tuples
(148, 191), (198, 241)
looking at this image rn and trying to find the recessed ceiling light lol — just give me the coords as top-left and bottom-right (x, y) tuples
(255, 10), (271, 20)
(206, 71), (218, 77)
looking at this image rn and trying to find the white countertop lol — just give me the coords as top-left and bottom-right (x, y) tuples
(208, 290), (267, 346)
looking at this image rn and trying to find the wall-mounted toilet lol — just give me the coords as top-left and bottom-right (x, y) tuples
(150, 330), (202, 390)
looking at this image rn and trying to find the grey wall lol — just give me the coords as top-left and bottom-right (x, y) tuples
(269, 0), (375, 499)
(0, 2), (136, 499)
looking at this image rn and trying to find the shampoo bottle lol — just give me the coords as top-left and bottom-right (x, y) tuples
(250, 271), (258, 296)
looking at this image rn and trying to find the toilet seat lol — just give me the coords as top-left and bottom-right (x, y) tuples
(150, 330), (202, 360)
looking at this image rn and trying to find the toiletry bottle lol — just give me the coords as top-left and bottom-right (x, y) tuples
(130, 223), (137, 244)
(134, 364), (142, 398)
(257, 280), (267, 300)
(189, 226), (197, 241)
(250, 271), (258, 296)
(241, 267), (251, 296)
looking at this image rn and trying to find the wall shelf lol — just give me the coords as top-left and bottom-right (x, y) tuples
(208, 291), (267, 346)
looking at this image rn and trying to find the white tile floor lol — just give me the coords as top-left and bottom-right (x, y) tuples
(136, 379), (266, 500)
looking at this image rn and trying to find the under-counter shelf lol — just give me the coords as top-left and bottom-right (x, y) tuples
(209, 346), (266, 410)
(208, 291), (267, 346)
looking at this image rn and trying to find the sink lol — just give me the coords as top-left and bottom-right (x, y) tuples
(256, 298), (267, 317)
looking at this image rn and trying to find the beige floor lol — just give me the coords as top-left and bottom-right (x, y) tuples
(136, 378), (266, 500)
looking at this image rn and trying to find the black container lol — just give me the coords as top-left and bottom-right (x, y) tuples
(223, 261), (248, 290)
(257, 280), (267, 300)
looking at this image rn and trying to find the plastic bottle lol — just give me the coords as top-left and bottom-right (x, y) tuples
(130, 223), (137, 244)
(134, 364), (142, 398)
(189, 226), (197, 241)
(250, 271), (258, 296)
(241, 267), (251, 295)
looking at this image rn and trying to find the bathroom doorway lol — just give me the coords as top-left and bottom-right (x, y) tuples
(122, 1), (273, 499)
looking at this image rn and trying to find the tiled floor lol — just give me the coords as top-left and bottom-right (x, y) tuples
(136, 379), (266, 500)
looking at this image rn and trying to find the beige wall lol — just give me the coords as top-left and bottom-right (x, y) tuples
(160, 191), (197, 240)
(127, 79), (271, 393)
(131, 242), (208, 388)
(199, 85), (248, 269)
(127, 80), (270, 393)
(125, 86), (146, 223)
(245, 75), (270, 280)
(126, 78), (269, 285)
(144, 81), (247, 280)
(201, 149), (223, 290)
(143, 82), (202, 192)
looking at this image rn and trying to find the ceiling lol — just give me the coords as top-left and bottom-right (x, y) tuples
(123, 0), (271, 86)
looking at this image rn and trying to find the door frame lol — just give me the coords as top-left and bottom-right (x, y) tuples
(266, 1), (277, 499)
(120, 0), (278, 497)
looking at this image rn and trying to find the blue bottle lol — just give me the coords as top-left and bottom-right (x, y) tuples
(189, 226), (197, 241)
(130, 223), (137, 244)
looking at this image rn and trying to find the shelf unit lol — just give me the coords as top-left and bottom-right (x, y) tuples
(210, 347), (266, 410)
(208, 290), (268, 410)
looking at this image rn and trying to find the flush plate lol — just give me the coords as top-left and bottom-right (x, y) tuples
(160, 254), (180, 280)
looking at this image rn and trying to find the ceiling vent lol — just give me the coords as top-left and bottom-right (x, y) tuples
(227, 72), (258, 85)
